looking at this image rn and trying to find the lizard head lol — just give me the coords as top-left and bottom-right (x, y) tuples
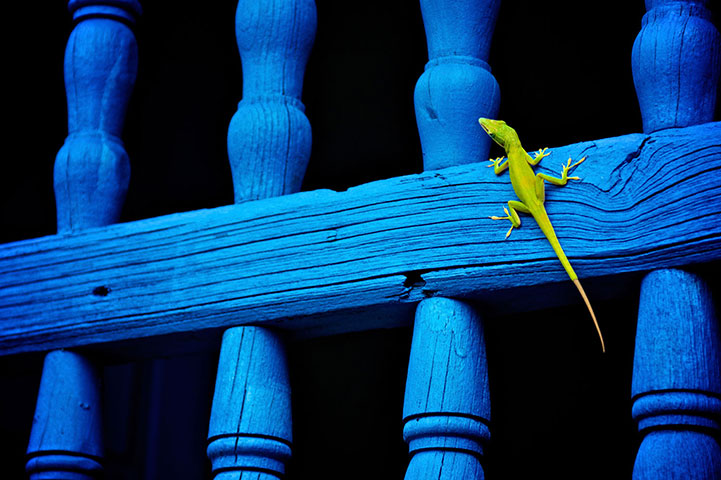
(478, 118), (517, 149)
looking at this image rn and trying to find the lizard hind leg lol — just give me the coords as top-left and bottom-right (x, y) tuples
(490, 200), (530, 239)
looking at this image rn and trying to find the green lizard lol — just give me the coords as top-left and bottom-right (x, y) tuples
(478, 117), (605, 352)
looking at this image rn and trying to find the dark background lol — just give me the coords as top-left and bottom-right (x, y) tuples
(1, 1), (718, 479)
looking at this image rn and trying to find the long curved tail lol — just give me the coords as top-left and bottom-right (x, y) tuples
(572, 278), (605, 353)
(532, 206), (606, 352)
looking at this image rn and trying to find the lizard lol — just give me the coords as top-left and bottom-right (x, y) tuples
(478, 117), (605, 352)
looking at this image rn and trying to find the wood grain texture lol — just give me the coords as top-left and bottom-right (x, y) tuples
(407, 3), (497, 476)
(26, 351), (104, 480)
(414, 0), (500, 171)
(631, 269), (721, 479)
(207, 327), (292, 479)
(54, 0), (140, 232)
(26, 2), (141, 478)
(208, 1), (316, 477)
(227, 0), (316, 202)
(632, 0), (720, 133)
(403, 298), (490, 479)
(631, 4), (721, 478)
(0, 122), (719, 356)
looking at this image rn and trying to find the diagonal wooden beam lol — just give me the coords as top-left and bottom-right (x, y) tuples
(1, 122), (719, 356)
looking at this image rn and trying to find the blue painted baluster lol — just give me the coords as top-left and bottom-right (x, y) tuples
(27, 352), (104, 479)
(208, 328), (292, 479)
(403, 299), (491, 479)
(207, 1), (316, 478)
(632, 0), (720, 133)
(54, 0), (140, 230)
(227, 0), (316, 202)
(26, 1), (141, 478)
(403, 2), (499, 478)
(414, 0), (501, 170)
(632, 271), (721, 479)
(631, 2), (721, 478)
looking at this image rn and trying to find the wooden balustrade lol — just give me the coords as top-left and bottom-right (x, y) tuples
(25, 1), (141, 478)
(631, 1), (721, 478)
(206, 0), (317, 478)
(404, 1), (499, 478)
(1, 123), (720, 355)
(6, 0), (721, 477)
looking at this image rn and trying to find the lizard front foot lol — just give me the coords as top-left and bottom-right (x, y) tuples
(561, 156), (586, 181)
(534, 148), (550, 162)
(487, 156), (505, 168)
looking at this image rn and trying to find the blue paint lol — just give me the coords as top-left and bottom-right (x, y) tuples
(414, 0), (501, 171)
(405, 3), (498, 477)
(8, 1), (720, 477)
(632, 270), (721, 478)
(631, 1), (721, 477)
(632, 0), (720, 133)
(1, 121), (719, 354)
(227, 0), (316, 202)
(208, 1), (316, 478)
(207, 327), (292, 478)
(68, 0), (142, 23)
(54, 0), (140, 232)
(403, 298), (490, 479)
(26, 351), (104, 480)
(27, 2), (140, 478)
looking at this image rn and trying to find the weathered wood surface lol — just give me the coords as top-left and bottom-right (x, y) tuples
(26, 1), (141, 477)
(403, 299), (490, 479)
(406, 1), (497, 477)
(632, 269), (721, 479)
(414, 0), (500, 170)
(207, 0), (316, 477)
(632, 0), (720, 133)
(630, 2), (721, 478)
(227, 0), (315, 202)
(0, 122), (719, 355)
(26, 351), (104, 478)
(208, 328), (293, 479)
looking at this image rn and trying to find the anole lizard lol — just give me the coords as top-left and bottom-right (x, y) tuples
(478, 117), (605, 352)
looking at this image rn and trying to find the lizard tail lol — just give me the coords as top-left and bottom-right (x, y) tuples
(572, 278), (605, 353)
(533, 206), (606, 352)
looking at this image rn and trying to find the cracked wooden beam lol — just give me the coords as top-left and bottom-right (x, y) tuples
(0, 122), (719, 356)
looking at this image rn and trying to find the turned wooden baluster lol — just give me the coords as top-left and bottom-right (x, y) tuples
(207, 1), (316, 478)
(632, 271), (721, 479)
(403, 1), (500, 478)
(632, 0), (720, 133)
(26, 1), (140, 478)
(631, 1), (721, 478)
(414, 0), (501, 171)
(404, 299), (491, 479)
(227, 0), (315, 202)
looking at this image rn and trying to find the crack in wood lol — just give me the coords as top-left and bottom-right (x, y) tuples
(0, 122), (719, 355)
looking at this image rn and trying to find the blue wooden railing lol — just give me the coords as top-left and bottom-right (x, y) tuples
(2, 0), (720, 478)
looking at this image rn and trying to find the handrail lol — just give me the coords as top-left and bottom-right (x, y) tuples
(1, 122), (719, 357)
